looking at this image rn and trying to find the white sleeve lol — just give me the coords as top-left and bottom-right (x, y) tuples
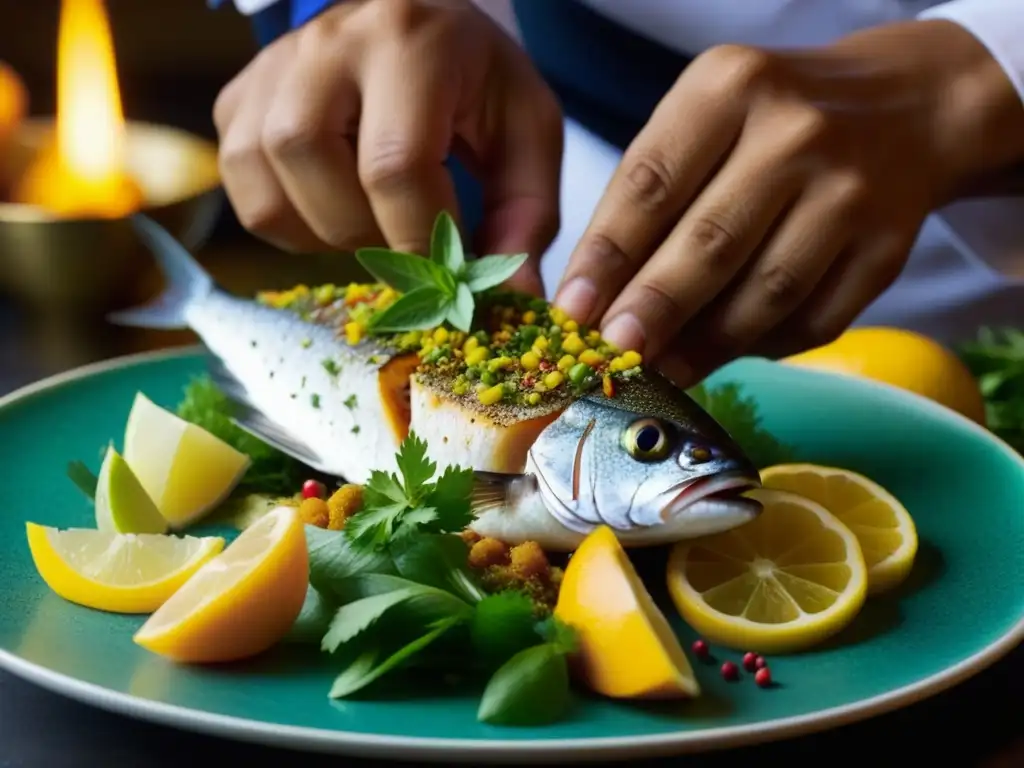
(224, 0), (280, 14)
(919, 0), (1024, 102)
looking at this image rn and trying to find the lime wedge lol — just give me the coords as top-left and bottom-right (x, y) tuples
(95, 446), (168, 534)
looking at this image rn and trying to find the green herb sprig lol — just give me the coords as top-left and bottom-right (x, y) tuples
(958, 326), (1024, 454)
(688, 381), (795, 469)
(355, 211), (528, 333)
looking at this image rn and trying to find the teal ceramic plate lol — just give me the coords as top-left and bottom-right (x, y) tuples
(2, 349), (1023, 763)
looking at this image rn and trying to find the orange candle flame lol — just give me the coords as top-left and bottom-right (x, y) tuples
(14, 0), (142, 217)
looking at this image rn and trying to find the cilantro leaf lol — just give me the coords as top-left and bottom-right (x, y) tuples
(445, 282), (474, 332)
(394, 431), (435, 498)
(688, 381), (794, 469)
(477, 643), (572, 726)
(430, 211), (465, 274)
(354, 247), (444, 293)
(368, 286), (453, 332)
(343, 501), (407, 550)
(328, 615), (463, 699)
(425, 464), (475, 533)
(66, 460), (98, 500)
(463, 253), (530, 292)
(389, 533), (486, 604)
(469, 592), (539, 668)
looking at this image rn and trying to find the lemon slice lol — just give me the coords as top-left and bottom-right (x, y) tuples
(555, 525), (700, 699)
(25, 523), (224, 614)
(667, 489), (868, 655)
(134, 505), (309, 663)
(94, 445), (168, 534)
(123, 392), (251, 529)
(760, 463), (918, 594)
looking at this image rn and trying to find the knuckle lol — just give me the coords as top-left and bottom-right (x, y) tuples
(234, 197), (287, 234)
(217, 135), (259, 177)
(358, 138), (428, 193)
(757, 260), (808, 307)
(360, 0), (424, 35)
(701, 44), (773, 92)
(636, 282), (688, 325)
(687, 213), (743, 267)
(787, 105), (830, 148)
(580, 231), (634, 276)
(621, 151), (675, 210)
(261, 112), (321, 160)
(829, 170), (870, 209)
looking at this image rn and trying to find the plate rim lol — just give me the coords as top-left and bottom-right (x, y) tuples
(2, 346), (1023, 763)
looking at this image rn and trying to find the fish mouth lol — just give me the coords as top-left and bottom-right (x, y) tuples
(659, 471), (762, 523)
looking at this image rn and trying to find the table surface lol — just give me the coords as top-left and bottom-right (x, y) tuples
(0, 223), (1021, 768)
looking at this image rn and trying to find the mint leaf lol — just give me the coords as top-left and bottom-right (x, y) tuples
(354, 247), (444, 293)
(446, 282), (475, 332)
(389, 533), (486, 604)
(306, 526), (394, 597)
(477, 643), (571, 726)
(463, 253), (530, 292)
(425, 464), (475, 533)
(328, 615), (462, 699)
(368, 286), (452, 332)
(394, 431), (435, 499)
(284, 585), (336, 645)
(430, 211), (465, 274)
(321, 582), (470, 652)
(67, 460), (98, 500)
(469, 592), (538, 668)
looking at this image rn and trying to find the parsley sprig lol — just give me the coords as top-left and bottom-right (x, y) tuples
(958, 326), (1024, 454)
(354, 211), (528, 333)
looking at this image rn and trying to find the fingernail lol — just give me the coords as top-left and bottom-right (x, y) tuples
(554, 277), (597, 323)
(601, 312), (645, 354)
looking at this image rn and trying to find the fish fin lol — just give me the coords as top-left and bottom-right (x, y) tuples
(230, 402), (327, 469)
(470, 471), (536, 517)
(107, 215), (214, 329)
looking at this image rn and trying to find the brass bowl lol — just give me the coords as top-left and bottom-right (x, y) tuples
(0, 118), (222, 314)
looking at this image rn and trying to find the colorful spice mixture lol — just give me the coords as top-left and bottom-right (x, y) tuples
(257, 283), (646, 412)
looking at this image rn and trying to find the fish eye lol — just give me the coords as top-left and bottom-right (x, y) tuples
(687, 445), (712, 463)
(623, 418), (671, 461)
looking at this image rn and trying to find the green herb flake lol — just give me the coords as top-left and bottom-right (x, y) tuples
(322, 358), (341, 377)
(300, 337), (312, 349)
(344, 394), (358, 409)
(311, 393), (321, 409)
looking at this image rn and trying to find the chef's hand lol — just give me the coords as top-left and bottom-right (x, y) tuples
(214, 0), (562, 295)
(555, 20), (1024, 384)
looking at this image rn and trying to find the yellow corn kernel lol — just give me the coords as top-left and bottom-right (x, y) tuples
(557, 354), (576, 371)
(532, 336), (549, 352)
(550, 306), (568, 326)
(465, 347), (490, 366)
(478, 384), (506, 406)
(463, 336), (480, 354)
(562, 319), (579, 333)
(314, 284), (336, 305)
(522, 310), (537, 325)
(488, 356), (513, 372)
(586, 329), (602, 344)
(562, 332), (586, 356)
(578, 349), (605, 367)
(374, 287), (398, 308)
(433, 326), (449, 344)
(526, 391), (542, 406)
(602, 374), (615, 398)
(543, 371), (565, 389)
(520, 351), (541, 371)
(344, 322), (363, 345)
(621, 350), (643, 369)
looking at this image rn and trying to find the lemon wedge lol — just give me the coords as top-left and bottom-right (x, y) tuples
(123, 392), (251, 529)
(760, 463), (917, 594)
(134, 505), (308, 663)
(667, 489), (868, 655)
(94, 445), (168, 534)
(25, 523), (224, 614)
(555, 525), (700, 699)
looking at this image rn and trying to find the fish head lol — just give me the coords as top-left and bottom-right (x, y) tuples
(526, 372), (762, 538)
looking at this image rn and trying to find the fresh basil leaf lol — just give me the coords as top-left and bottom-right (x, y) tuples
(368, 286), (452, 332)
(469, 592), (538, 668)
(306, 525), (394, 597)
(328, 615), (462, 699)
(389, 533), (486, 604)
(445, 282), (475, 332)
(477, 643), (571, 726)
(354, 247), (443, 293)
(429, 211), (465, 274)
(284, 585), (336, 645)
(463, 253), (530, 292)
(322, 582), (470, 653)
(67, 460), (98, 500)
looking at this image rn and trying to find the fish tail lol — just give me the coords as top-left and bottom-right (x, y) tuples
(107, 215), (214, 329)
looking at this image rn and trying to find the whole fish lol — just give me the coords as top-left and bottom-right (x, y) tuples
(113, 215), (762, 550)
